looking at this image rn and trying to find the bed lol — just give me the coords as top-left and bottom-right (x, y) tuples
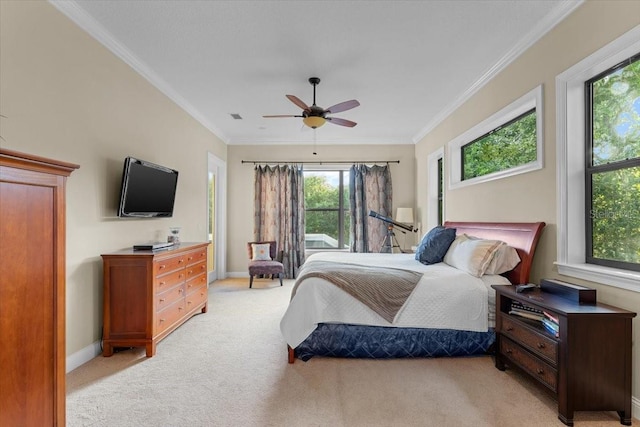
(281, 221), (545, 363)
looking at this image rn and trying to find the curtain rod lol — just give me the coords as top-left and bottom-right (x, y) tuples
(241, 160), (400, 165)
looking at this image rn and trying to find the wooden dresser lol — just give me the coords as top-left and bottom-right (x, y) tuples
(102, 242), (209, 357)
(0, 149), (79, 426)
(492, 283), (636, 426)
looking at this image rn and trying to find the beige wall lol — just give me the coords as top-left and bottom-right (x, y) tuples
(226, 144), (417, 273)
(0, 2), (227, 359)
(415, 0), (640, 402)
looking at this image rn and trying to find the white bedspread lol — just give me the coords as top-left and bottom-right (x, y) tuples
(280, 252), (510, 348)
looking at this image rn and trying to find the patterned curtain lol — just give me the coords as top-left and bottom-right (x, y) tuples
(254, 165), (305, 278)
(349, 164), (393, 253)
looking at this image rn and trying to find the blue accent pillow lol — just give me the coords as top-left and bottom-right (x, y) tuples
(415, 226), (457, 265)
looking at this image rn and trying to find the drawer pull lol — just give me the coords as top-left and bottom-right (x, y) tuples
(536, 368), (544, 375)
(159, 281), (166, 286)
(159, 265), (166, 270)
(188, 256), (194, 261)
(160, 318), (165, 322)
(159, 298), (165, 302)
(178, 306), (183, 311)
(505, 348), (513, 354)
(537, 342), (546, 349)
(178, 259), (184, 263)
(178, 288), (184, 293)
(506, 326), (514, 331)
(179, 274), (183, 279)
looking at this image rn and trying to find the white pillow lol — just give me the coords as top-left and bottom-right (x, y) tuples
(251, 243), (272, 261)
(484, 243), (521, 275)
(443, 234), (504, 277)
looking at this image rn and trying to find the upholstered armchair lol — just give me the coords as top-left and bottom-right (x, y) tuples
(247, 241), (284, 288)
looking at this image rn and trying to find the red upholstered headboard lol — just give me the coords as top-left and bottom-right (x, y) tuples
(443, 221), (545, 285)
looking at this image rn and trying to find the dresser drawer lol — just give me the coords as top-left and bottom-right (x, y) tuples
(155, 299), (186, 335)
(185, 248), (207, 266)
(153, 254), (186, 276)
(154, 268), (186, 293)
(501, 336), (557, 392)
(185, 284), (207, 310)
(501, 316), (558, 365)
(185, 260), (207, 280)
(156, 284), (185, 311)
(186, 273), (207, 294)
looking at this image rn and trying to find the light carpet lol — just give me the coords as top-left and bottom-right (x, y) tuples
(66, 278), (636, 427)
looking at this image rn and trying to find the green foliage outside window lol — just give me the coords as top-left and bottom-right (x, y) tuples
(304, 173), (349, 249)
(589, 55), (640, 266)
(462, 110), (537, 180)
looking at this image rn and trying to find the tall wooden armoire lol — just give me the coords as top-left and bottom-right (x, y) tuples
(0, 149), (79, 426)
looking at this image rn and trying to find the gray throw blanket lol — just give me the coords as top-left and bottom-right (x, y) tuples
(292, 260), (423, 323)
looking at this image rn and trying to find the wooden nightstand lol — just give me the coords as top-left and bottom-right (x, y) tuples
(492, 282), (636, 426)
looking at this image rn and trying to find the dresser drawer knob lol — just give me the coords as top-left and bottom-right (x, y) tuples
(505, 348), (513, 354)
(159, 298), (165, 302)
(159, 281), (166, 286)
(506, 326), (514, 331)
(537, 342), (546, 349)
(536, 368), (544, 375)
(178, 259), (184, 263)
(178, 288), (183, 293)
(159, 265), (166, 270)
(160, 318), (165, 322)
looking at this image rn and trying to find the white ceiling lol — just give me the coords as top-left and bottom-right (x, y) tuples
(51, 0), (581, 146)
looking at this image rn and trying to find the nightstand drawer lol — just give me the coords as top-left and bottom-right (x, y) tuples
(501, 316), (557, 365)
(500, 336), (557, 392)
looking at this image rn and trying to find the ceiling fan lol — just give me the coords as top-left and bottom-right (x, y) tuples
(263, 77), (360, 129)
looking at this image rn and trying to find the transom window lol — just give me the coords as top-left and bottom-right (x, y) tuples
(585, 53), (640, 271)
(303, 170), (350, 249)
(461, 109), (537, 180)
(448, 85), (543, 189)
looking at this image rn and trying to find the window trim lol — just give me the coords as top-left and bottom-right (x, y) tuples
(448, 85), (544, 190)
(555, 24), (640, 292)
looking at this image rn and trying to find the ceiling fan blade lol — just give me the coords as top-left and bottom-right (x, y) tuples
(286, 95), (310, 112)
(325, 99), (360, 114)
(327, 117), (357, 127)
(262, 115), (302, 118)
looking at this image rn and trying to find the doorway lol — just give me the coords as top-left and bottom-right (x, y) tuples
(207, 152), (226, 282)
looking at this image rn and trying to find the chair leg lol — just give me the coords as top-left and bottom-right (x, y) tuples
(249, 275), (253, 288)
(279, 273), (283, 286)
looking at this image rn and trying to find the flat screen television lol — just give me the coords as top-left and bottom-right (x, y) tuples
(117, 157), (179, 218)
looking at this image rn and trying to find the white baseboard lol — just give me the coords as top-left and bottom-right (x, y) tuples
(66, 340), (102, 373)
(226, 272), (249, 278)
(633, 395), (640, 420)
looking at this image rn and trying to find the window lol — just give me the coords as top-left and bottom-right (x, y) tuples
(556, 25), (640, 291)
(449, 85), (543, 189)
(585, 53), (640, 272)
(304, 169), (350, 249)
(437, 157), (444, 226)
(427, 148), (444, 230)
(462, 109), (537, 180)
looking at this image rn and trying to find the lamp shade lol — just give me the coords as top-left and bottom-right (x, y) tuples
(396, 207), (414, 224)
(303, 116), (326, 129)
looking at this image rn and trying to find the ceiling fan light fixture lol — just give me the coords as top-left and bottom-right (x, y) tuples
(303, 116), (326, 129)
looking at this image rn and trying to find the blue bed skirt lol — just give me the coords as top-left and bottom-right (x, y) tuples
(293, 323), (496, 361)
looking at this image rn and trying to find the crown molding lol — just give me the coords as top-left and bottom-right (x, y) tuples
(48, 0), (230, 144)
(412, 0), (584, 143)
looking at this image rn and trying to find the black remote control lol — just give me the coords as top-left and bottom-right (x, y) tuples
(516, 283), (537, 293)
